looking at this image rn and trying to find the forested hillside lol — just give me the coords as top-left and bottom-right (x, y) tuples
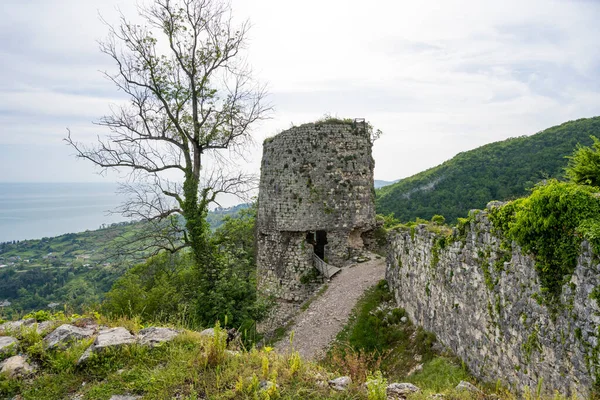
(0, 205), (248, 318)
(376, 117), (600, 223)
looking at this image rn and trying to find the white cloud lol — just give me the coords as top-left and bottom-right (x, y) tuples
(1, 0), (599, 182)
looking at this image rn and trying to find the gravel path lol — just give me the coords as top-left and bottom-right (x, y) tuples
(274, 253), (386, 360)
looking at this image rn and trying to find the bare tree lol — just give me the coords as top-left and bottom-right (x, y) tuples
(66, 0), (270, 272)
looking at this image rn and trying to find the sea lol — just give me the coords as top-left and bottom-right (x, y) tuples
(0, 183), (129, 243)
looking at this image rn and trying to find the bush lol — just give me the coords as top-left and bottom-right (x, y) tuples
(565, 135), (600, 187)
(489, 180), (600, 307)
(103, 204), (267, 336)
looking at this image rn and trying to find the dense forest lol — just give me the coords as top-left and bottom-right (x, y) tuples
(376, 117), (600, 223)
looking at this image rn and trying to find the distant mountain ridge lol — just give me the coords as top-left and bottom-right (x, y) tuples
(376, 116), (600, 223)
(374, 179), (397, 189)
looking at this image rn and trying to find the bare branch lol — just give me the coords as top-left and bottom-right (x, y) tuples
(66, 0), (270, 261)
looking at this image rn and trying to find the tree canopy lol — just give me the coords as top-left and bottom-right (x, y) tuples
(565, 135), (600, 187)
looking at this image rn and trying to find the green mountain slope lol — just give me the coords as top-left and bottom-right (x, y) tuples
(0, 205), (249, 317)
(376, 117), (600, 223)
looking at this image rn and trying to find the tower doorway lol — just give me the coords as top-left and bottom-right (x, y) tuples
(306, 230), (328, 260)
(315, 230), (327, 260)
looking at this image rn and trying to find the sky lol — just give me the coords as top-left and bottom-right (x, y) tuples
(1, 0), (599, 185)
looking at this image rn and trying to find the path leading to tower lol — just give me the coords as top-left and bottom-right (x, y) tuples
(274, 253), (386, 360)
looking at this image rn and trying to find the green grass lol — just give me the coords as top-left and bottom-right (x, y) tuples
(0, 310), (587, 399)
(320, 280), (584, 399)
(0, 315), (369, 400)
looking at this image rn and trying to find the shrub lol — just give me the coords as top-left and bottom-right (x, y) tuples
(565, 135), (600, 187)
(489, 180), (600, 308)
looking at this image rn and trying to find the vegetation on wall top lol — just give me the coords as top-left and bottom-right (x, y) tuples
(489, 180), (600, 308)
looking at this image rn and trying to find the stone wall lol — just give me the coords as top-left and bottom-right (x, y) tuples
(386, 208), (600, 397)
(257, 121), (376, 329)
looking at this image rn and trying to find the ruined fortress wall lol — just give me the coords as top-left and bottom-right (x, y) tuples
(386, 209), (600, 397)
(257, 122), (375, 236)
(257, 121), (376, 329)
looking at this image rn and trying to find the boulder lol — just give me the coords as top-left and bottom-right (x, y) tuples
(0, 319), (36, 334)
(44, 324), (95, 349)
(0, 355), (35, 378)
(328, 376), (351, 391)
(94, 327), (135, 350)
(455, 381), (483, 395)
(387, 382), (420, 398)
(0, 337), (18, 355)
(200, 328), (215, 337)
(137, 327), (180, 347)
(78, 327), (135, 364)
(35, 320), (57, 335)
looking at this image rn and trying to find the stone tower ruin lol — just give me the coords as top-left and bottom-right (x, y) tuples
(256, 119), (376, 327)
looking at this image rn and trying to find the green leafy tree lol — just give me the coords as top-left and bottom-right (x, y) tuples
(565, 135), (600, 186)
(66, 0), (270, 324)
(103, 205), (265, 329)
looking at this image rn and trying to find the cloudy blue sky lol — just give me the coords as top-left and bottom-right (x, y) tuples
(1, 0), (599, 184)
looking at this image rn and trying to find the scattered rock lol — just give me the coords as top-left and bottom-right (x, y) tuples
(225, 350), (240, 357)
(227, 328), (240, 345)
(0, 319), (36, 334)
(44, 324), (95, 349)
(36, 320), (57, 335)
(259, 380), (277, 392)
(200, 328), (215, 337)
(406, 363), (423, 376)
(94, 327), (135, 350)
(400, 316), (408, 323)
(78, 327), (136, 364)
(0, 337), (18, 354)
(137, 327), (180, 347)
(0, 355), (36, 378)
(328, 376), (351, 391)
(455, 381), (483, 395)
(387, 382), (420, 398)
(77, 347), (93, 364)
(108, 396), (141, 400)
(429, 394), (445, 399)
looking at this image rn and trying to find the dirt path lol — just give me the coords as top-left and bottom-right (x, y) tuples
(274, 253), (386, 360)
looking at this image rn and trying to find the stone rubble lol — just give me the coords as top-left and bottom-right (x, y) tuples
(44, 324), (95, 350)
(386, 382), (421, 398)
(137, 327), (180, 347)
(455, 380), (484, 395)
(328, 376), (352, 391)
(0, 336), (18, 355)
(78, 327), (136, 364)
(0, 318), (36, 334)
(0, 355), (36, 378)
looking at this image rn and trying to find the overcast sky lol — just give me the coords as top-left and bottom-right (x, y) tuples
(1, 0), (599, 184)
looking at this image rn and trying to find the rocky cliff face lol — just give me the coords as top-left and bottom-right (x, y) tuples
(386, 209), (600, 397)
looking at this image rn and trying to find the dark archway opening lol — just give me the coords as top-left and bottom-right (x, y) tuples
(306, 231), (328, 260)
(315, 230), (327, 260)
